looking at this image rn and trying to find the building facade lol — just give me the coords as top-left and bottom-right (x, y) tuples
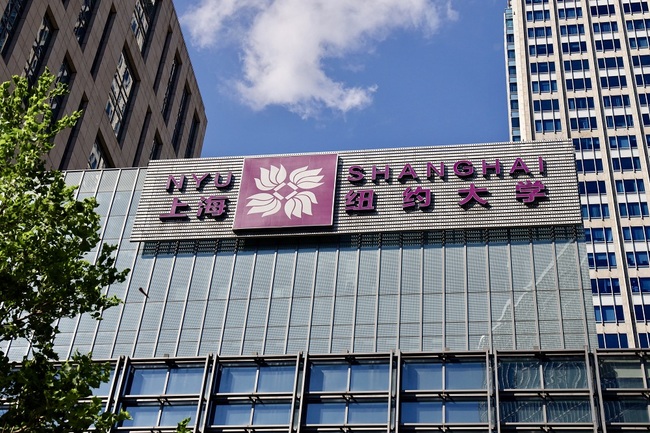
(0, 0), (206, 169)
(505, 0), (650, 348)
(5, 143), (642, 432)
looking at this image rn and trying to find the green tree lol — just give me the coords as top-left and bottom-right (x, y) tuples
(0, 71), (128, 432)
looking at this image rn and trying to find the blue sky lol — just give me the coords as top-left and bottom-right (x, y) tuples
(173, 0), (509, 157)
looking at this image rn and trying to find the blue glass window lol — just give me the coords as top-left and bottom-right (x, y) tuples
(258, 365), (295, 392)
(167, 367), (204, 394)
(604, 399), (649, 422)
(218, 363), (295, 393)
(128, 368), (167, 395)
(446, 401), (486, 423)
(402, 362), (442, 390)
(591, 278), (620, 294)
(347, 401), (388, 424)
(401, 401), (442, 423)
(446, 361), (486, 390)
(252, 402), (292, 425)
(128, 365), (204, 395)
(121, 405), (159, 426)
(218, 366), (257, 393)
(309, 362), (389, 392)
(309, 364), (348, 391)
(305, 402), (346, 424)
(213, 402), (252, 425)
(631, 277), (650, 292)
(159, 405), (196, 426)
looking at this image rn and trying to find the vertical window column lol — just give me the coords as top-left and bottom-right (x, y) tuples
(105, 51), (135, 139)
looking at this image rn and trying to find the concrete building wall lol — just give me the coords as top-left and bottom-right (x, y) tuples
(0, 0), (206, 169)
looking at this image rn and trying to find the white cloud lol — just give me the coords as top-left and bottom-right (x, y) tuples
(181, 0), (456, 118)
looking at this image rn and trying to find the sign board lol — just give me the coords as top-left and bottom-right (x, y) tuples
(131, 141), (581, 241)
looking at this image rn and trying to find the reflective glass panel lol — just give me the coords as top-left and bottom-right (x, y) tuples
(305, 402), (346, 424)
(350, 363), (389, 391)
(547, 399), (591, 422)
(499, 359), (541, 389)
(544, 359), (587, 389)
(213, 402), (252, 425)
(252, 402), (291, 425)
(500, 400), (543, 423)
(257, 365), (295, 393)
(446, 361), (486, 389)
(160, 404), (197, 426)
(167, 367), (204, 394)
(604, 398), (649, 422)
(122, 404), (159, 426)
(401, 401), (443, 423)
(128, 368), (166, 395)
(309, 364), (347, 391)
(218, 366), (257, 393)
(445, 401), (487, 423)
(402, 362), (442, 390)
(93, 369), (114, 396)
(600, 359), (644, 388)
(347, 401), (387, 424)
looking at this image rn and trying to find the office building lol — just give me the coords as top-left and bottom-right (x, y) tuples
(0, 0), (206, 169)
(505, 0), (650, 349)
(5, 142), (645, 432)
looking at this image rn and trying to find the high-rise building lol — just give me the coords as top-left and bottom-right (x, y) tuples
(0, 0), (206, 169)
(11, 142), (643, 431)
(505, 0), (650, 349)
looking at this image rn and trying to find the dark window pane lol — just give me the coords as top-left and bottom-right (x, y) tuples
(309, 364), (347, 391)
(401, 401), (443, 423)
(446, 361), (486, 389)
(402, 362), (442, 390)
(218, 366), (257, 393)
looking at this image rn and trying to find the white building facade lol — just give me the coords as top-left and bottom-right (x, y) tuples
(506, 0), (650, 348)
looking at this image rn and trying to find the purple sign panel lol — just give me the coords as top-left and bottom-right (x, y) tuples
(233, 154), (339, 230)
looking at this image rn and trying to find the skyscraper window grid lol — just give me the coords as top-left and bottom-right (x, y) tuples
(506, 0), (650, 348)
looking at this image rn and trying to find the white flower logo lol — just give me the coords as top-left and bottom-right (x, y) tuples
(246, 165), (324, 219)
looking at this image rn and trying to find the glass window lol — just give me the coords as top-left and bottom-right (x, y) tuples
(166, 367), (204, 394)
(121, 404), (159, 426)
(309, 364), (348, 392)
(544, 359), (587, 388)
(499, 359), (541, 389)
(402, 362), (443, 390)
(213, 402), (251, 425)
(159, 405), (197, 426)
(0, 0), (26, 54)
(257, 365), (295, 393)
(347, 401), (387, 424)
(401, 401), (442, 423)
(105, 51), (135, 138)
(309, 362), (389, 392)
(547, 399), (591, 422)
(218, 366), (257, 393)
(128, 365), (204, 395)
(251, 402), (291, 425)
(305, 401), (387, 425)
(604, 398), (650, 422)
(600, 358), (645, 388)
(305, 402), (346, 424)
(446, 400), (486, 423)
(131, 0), (157, 51)
(24, 16), (52, 86)
(74, 0), (96, 44)
(128, 368), (166, 395)
(500, 399), (543, 423)
(446, 361), (486, 389)
(350, 363), (389, 391)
